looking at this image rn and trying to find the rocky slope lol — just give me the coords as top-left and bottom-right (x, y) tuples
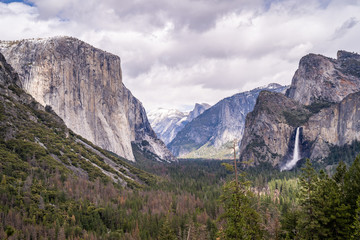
(0, 51), (154, 187)
(303, 91), (360, 160)
(148, 103), (211, 145)
(168, 84), (288, 159)
(0, 37), (175, 162)
(239, 91), (312, 166)
(240, 50), (360, 168)
(286, 50), (360, 105)
(188, 103), (212, 122)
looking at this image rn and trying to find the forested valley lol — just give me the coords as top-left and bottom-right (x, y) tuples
(3, 140), (360, 239)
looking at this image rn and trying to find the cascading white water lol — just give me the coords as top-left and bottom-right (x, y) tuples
(281, 127), (301, 171)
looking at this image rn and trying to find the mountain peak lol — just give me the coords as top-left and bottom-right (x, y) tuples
(148, 103), (211, 145)
(286, 50), (360, 105)
(337, 50), (360, 61)
(240, 50), (360, 167)
(255, 83), (283, 90)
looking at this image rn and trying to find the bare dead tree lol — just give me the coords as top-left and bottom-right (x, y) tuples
(232, 139), (238, 186)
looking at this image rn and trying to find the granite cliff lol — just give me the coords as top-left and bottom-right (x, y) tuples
(239, 91), (311, 166)
(240, 51), (360, 168)
(286, 50), (360, 105)
(303, 91), (360, 160)
(0, 51), (154, 186)
(0, 37), (175, 162)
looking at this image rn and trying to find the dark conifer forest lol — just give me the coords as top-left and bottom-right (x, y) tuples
(2, 126), (360, 240)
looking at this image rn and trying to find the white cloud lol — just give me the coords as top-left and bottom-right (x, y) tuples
(0, 0), (360, 112)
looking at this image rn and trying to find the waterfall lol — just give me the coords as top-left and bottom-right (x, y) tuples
(281, 127), (301, 171)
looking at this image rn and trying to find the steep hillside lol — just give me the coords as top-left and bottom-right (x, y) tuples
(0, 52), (154, 188)
(1, 52), (222, 239)
(0, 37), (175, 162)
(148, 103), (210, 144)
(240, 51), (360, 168)
(168, 83), (288, 159)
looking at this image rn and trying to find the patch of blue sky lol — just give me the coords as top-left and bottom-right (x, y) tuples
(0, 0), (34, 6)
(263, 0), (332, 10)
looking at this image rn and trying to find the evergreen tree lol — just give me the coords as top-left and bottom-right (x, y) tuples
(351, 196), (360, 240)
(345, 155), (360, 215)
(315, 169), (351, 239)
(219, 176), (263, 239)
(325, 162), (352, 239)
(333, 161), (347, 187)
(280, 208), (300, 239)
(297, 159), (321, 239)
(345, 155), (360, 238)
(158, 216), (177, 240)
(297, 159), (352, 239)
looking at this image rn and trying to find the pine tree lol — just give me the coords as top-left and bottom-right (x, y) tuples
(325, 162), (352, 239)
(219, 176), (263, 239)
(280, 208), (300, 239)
(297, 159), (321, 239)
(351, 196), (360, 240)
(297, 159), (352, 239)
(158, 216), (177, 240)
(345, 155), (360, 238)
(345, 155), (360, 214)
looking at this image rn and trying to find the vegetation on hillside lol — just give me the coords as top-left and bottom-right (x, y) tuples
(3, 76), (360, 239)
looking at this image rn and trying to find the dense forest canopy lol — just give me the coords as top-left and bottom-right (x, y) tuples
(2, 137), (360, 240)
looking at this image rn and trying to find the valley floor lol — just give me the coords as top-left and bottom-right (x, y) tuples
(2, 150), (360, 239)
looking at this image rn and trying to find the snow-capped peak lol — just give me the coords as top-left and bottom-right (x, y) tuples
(147, 103), (211, 145)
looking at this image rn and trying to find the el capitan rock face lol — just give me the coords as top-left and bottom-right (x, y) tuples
(0, 37), (175, 162)
(0, 51), (154, 187)
(240, 51), (360, 167)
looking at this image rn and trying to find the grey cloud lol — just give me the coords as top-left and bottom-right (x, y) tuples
(123, 61), (154, 78)
(332, 17), (359, 40)
(30, 0), (263, 32)
(111, 0), (262, 31)
(4, 0), (360, 112)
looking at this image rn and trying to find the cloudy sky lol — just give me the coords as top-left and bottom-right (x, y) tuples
(0, 0), (360, 112)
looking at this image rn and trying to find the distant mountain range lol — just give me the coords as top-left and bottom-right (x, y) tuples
(165, 83), (288, 159)
(148, 103), (211, 145)
(3, 37), (359, 169)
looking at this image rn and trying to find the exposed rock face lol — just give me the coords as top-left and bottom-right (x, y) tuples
(239, 91), (311, 166)
(286, 51), (360, 105)
(168, 84), (288, 159)
(0, 52), (41, 110)
(240, 90), (360, 166)
(188, 103), (211, 122)
(0, 37), (175, 162)
(0, 52), (22, 88)
(148, 103), (211, 145)
(240, 51), (360, 167)
(303, 91), (360, 160)
(0, 52), (154, 186)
